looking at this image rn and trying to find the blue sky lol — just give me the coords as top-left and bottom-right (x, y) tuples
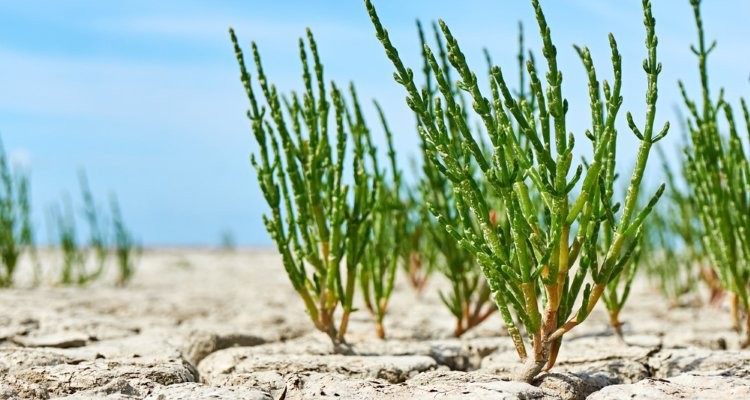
(1, 1), (748, 246)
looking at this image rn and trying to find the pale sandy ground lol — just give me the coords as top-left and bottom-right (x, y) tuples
(0, 248), (749, 399)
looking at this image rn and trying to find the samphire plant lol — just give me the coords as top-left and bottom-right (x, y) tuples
(110, 194), (138, 287)
(642, 146), (701, 303)
(601, 208), (643, 340)
(400, 200), (432, 293)
(601, 164), (654, 339)
(49, 172), (138, 286)
(79, 170), (109, 281)
(406, 20), (511, 337)
(51, 172), (107, 285)
(0, 138), (33, 287)
(367, 0), (667, 381)
(681, 0), (750, 347)
(359, 97), (404, 339)
(49, 196), (87, 285)
(230, 28), (396, 349)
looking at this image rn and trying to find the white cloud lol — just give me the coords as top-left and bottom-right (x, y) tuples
(8, 147), (32, 169)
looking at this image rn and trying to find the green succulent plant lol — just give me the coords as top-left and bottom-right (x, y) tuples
(366, 0), (666, 381)
(231, 27), (406, 348)
(358, 99), (405, 339)
(681, 0), (750, 347)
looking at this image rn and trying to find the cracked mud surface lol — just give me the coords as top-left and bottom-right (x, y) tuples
(1, 249), (748, 399)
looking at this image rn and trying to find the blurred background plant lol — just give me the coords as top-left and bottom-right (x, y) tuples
(48, 195), (88, 285)
(0, 137), (34, 288)
(359, 98), (405, 339)
(601, 165), (653, 339)
(110, 194), (138, 287)
(680, 0), (750, 347)
(641, 144), (702, 305)
(219, 228), (237, 252)
(47, 171), (138, 287)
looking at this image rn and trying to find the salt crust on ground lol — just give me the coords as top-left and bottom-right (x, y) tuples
(0, 249), (747, 399)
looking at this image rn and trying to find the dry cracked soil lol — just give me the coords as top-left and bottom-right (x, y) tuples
(1, 249), (749, 399)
